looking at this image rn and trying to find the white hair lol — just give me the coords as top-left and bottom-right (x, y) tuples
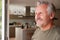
(37, 1), (56, 15)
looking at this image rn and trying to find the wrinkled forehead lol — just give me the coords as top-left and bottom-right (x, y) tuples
(35, 4), (48, 13)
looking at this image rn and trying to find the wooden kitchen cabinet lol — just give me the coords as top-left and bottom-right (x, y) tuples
(15, 27), (35, 40)
(9, 27), (15, 38)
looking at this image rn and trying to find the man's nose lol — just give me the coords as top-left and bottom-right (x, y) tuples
(37, 13), (40, 18)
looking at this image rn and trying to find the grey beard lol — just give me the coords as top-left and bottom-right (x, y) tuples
(36, 24), (42, 28)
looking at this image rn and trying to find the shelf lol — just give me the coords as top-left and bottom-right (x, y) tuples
(9, 14), (35, 19)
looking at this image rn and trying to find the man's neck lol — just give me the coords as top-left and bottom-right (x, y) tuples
(40, 22), (54, 31)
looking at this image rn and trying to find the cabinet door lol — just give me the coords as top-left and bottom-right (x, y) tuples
(9, 27), (15, 38)
(23, 29), (35, 40)
(26, 31), (34, 40)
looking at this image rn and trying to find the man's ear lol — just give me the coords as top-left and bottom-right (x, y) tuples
(50, 12), (55, 19)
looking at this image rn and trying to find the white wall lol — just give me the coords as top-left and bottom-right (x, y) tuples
(9, 0), (60, 9)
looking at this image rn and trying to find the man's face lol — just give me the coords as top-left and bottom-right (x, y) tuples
(35, 4), (52, 27)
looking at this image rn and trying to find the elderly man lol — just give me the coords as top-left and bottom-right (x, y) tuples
(32, 1), (60, 40)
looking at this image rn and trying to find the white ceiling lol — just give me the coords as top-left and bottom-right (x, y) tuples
(9, 0), (60, 9)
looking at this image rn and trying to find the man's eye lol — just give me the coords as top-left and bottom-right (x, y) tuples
(35, 12), (42, 16)
(39, 12), (42, 14)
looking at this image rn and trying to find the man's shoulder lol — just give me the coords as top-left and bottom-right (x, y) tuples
(56, 26), (60, 35)
(34, 28), (40, 34)
(55, 26), (60, 34)
(54, 26), (60, 40)
(54, 26), (60, 36)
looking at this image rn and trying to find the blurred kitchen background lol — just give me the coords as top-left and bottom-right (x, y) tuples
(5, 0), (60, 40)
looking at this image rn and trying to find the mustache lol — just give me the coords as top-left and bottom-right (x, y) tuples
(36, 18), (43, 21)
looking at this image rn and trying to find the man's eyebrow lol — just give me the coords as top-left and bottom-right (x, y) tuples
(35, 12), (42, 14)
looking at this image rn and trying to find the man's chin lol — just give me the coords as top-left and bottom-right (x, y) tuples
(36, 24), (42, 28)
